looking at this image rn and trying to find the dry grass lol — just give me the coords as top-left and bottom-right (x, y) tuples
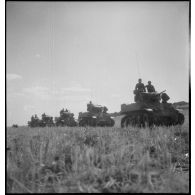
(7, 115), (189, 193)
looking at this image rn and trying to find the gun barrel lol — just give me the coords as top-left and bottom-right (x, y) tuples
(160, 90), (166, 94)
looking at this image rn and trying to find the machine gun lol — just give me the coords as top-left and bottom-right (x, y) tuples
(148, 90), (169, 103)
(135, 90), (167, 104)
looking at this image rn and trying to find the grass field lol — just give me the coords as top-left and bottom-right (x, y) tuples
(6, 110), (189, 193)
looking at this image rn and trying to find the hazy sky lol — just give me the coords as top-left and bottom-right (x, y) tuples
(6, 1), (189, 126)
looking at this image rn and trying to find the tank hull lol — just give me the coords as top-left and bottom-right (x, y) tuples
(78, 112), (115, 127)
(120, 102), (184, 128)
(55, 117), (77, 127)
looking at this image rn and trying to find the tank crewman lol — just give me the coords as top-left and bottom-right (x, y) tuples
(145, 81), (155, 93)
(87, 101), (93, 112)
(103, 106), (108, 113)
(135, 78), (146, 92)
(42, 113), (46, 118)
(31, 115), (35, 121)
(134, 79), (145, 102)
(60, 108), (65, 116)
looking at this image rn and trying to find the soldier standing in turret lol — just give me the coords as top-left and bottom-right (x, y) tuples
(135, 78), (146, 92)
(103, 106), (108, 113)
(87, 101), (93, 112)
(42, 113), (46, 118)
(134, 78), (145, 102)
(31, 115), (34, 121)
(145, 81), (155, 93)
(60, 108), (65, 117)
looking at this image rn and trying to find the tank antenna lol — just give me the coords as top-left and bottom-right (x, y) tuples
(90, 85), (93, 102)
(135, 51), (141, 78)
(49, 4), (55, 98)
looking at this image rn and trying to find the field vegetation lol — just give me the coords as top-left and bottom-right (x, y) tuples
(7, 110), (189, 193)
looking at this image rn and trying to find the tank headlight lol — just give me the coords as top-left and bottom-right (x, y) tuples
(92, 116), (96, 118)
(145, 108), (153, 112)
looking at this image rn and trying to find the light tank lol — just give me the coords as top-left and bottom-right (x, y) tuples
(40, 113), (54, 127)
(55, 109), (77, 127)
(120, 90), (185, 128)
(28, 115), (41, 127)
(28, 113), (54, 127)
(78, 102), (115, 127)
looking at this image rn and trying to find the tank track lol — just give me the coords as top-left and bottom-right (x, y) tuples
(97, 118), (115, 127)
(79, 117), (115, 127)
(79, 117), (97, 127)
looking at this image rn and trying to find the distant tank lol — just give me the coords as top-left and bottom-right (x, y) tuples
(12, 124), (18, 128)
(28, 113), (54, 127)
(78, 102), (115, 127)
(28, 115), (42, 127)
(120, 90), (184, 128)
(40, 113), (54, 127)
(55, 109), (77, 127)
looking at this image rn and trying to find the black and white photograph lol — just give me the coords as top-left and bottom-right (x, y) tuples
(6, 1), (190, 193)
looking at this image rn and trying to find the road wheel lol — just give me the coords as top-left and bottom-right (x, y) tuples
(121, 116), (127, 128)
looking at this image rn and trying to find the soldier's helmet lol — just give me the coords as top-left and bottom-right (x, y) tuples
(148, 81), (151, 84)
(138, 78), (142, 82)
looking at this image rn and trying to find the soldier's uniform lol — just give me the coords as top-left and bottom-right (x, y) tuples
(42, 113), (46, 118)
(103, 106), (108, 113)
(134, 79), (145, 102)
(135, 83), (146, 92)
(145, 84), (155, 93)
(60, 109), (65, 116)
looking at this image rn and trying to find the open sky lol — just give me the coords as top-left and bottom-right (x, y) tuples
(6, 1), (189, 126)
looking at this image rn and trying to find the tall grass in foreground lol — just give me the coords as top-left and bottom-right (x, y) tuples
(7, 125), (189, 193)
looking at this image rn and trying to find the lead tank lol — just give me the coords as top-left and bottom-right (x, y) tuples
(120, 90), (184, 128)
(78, 102), (115, 127)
